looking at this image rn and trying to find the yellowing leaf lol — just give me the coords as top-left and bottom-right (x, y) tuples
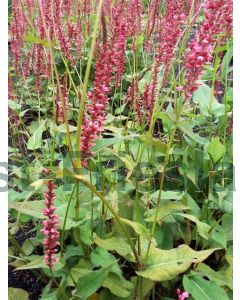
(136, 245), (218, 281)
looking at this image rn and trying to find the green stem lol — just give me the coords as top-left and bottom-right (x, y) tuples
(61, 182), (77, 258)
(74, 175), (142, 268)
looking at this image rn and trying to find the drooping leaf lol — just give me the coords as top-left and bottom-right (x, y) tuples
(193, 83), (225, 117)
(183, 275), (229, 300)
(120, 218), (151, 239)
(27, 120), (46, 150)
(145, 202), (190, 223)
(207, 137), (226, 163)
(9, 201), (84, 230)
(178, 121), (207, 145)
(15, 255), (64, 271)
(194, 263), (232, 289)
(136, 245), (218, 281)
(173, 213), (210, 239)
(90, 247), (121, 276)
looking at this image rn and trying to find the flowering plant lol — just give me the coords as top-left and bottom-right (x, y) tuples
(8, 0), (233, 299)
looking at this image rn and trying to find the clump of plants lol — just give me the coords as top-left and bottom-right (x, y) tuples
(8, 0), (233, 299)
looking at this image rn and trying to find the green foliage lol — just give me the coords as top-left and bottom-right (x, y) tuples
(8, 0), (233, 299)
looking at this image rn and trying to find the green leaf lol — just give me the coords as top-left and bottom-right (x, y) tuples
(183, 275), (229, 300)
(193, 83), (225, 117)
(145, 202), (190, 223)
(24, 34), (50, 47)
(173, 213), (210, 239)
(9, 201), (84, 230)
(120, 218), (151, 239)
(57, 124), (77, 133)
(65, 245), (83, 260)
(69, 267), (134, 298)
(27, 120), (46, 150)
(150, 190), (185, 202)
(136, 245), (218, 281)
(8, 100), (21, 111)
(90, 247), (121, 276)
(79, 222), (93, 245)
(194, 263), (232, 289)
(94, 236), (134, 261)
(178, 121), (208, 145)
(76, 265), (113, 299)
(15, 255), (63, 271)
(207, 137), (226, 163)
(8, 288), (29, 300)
(103, 273), (134, 297)
(139, 135), (168, 154)
(22, 239), (34, 256)
(221, 46), (233, 79)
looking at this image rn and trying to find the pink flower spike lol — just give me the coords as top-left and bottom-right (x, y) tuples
(41, 177), (60, 270)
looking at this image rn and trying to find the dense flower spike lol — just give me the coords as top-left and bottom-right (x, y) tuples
(126, 78), (143, 125)
(110, 6), (128, 87)
(10, 0), (27, 73)
(179, 0), (233, 99)
(80, 48), (112, 162)
(55, 76), (70, 124)
(145, 0), (161, 46)
(41, 177), (60, 270)
(80, 2), (134, 162)
(142, 0), (186, 123)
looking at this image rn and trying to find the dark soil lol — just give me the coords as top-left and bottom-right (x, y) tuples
(8, 265), (45, 300)
(9, 221), (45, 299)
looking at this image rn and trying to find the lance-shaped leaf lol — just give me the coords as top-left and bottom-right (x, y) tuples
(145, 202), (190, 223)
(193, 263), (232, 290)
(136, 245), (218, 281)
(173, 213), (211, 240)
(94, 236), (134, 261)
(9, 201), (85, 230)
(183, 275), (229, 300)
(76, 265), (113, 299)
(120, 218), (151, 239)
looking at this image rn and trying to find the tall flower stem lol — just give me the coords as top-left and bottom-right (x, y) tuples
(75, 0), (104, 171)
(144, 98), (182, 261)
(37, 0), (75, 168)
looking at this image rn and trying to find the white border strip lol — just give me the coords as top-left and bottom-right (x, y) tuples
(233, 0), (239, 298)
(0, 0), (8, 299)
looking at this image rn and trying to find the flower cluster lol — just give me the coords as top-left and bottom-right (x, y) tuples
(142, 0), (186, 123)
(177, 289), (189, 300)
(55, 75), (69, 124)
(80, 48), (112, 162)
(10, 0), (27, 73)
(41, 178), (60, 270)
(179, 0), (233, 99)
(126, 78), (143, 124)
(80, 2), (133, 163)
(145, 0), (160, 49)
(110, 7), (128, 88)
